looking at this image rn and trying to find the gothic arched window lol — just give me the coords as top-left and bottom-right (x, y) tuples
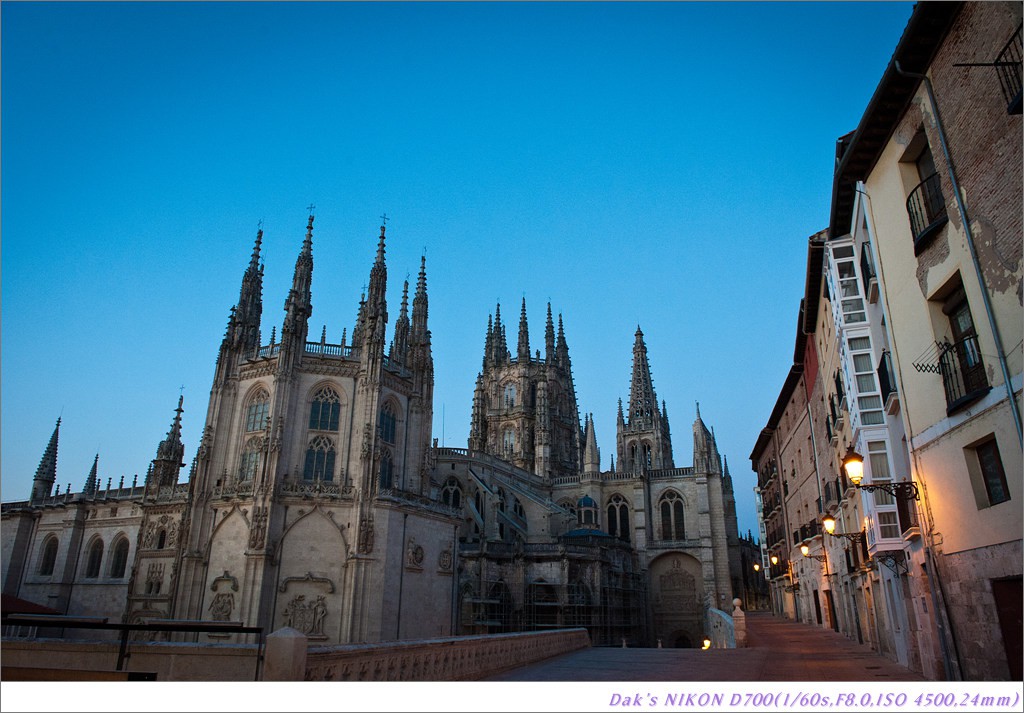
(644, 443), (652, 469)
(239, 438), (262, 481)
(380, 402), (397, 444)
(38, 536), (58, 577)
(607, 494), (630, 542)
(659, 491), (685, 540)
(157, 529), (167, 549)
(442, 477), (462, 508)
(304, 435), (336, 481)
(245, 389), (270, 432)
(503, 383), (516, 409)
(503, 429), (516, 456)
(84, 538), (104, 578)
(379, 450), (393, 490)
(309, 386), (341, 431)
(109, 536), (130, 578)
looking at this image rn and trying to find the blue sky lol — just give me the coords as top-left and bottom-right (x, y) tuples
(1, 1), (915, 540)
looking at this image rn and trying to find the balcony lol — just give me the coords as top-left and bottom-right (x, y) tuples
(997, 23), (1022, 114)
(907, 172), (948, 254)
(877, 350), (899, 415)
(896, 494), (921, 541)
(860, 246), (878, 304)
(938, 336), (990, 415)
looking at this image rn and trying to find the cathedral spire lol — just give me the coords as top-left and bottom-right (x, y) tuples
(555, 313), (570, 365)
(280, 213), (314, 369)
(544, 302), (555, 362)
(627, 326), (657, 425)
(583, 412), (600, 472)
(30, 417), (61, 501)
(363, 222), (389, 348)
(83, 453), (99, 496)
(410, 254), (431, 366)
(517, 297), (531, 361)
(151, 395), (186, 488)
(390, 277), (411, 365)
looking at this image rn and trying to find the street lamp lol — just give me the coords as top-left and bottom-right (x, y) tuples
(842, 446), (920, 501)
(770, 555), (779, 565)
(753, 563), (761, 572)
(800, 543), (828, 563)
(821, 514), (866, 543)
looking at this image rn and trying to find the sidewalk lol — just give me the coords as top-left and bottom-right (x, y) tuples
(485, 612), (927, 681)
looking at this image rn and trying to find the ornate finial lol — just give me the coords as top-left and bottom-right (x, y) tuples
(307, 203), (316, 216)
(321, 325), (327, 343)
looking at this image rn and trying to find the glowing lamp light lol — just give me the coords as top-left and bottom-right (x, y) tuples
(800, 544), (810, 557)
(822, 515), (837, 535)
(770, 555), (779, 565)
(842, 446), (865, 485)
(702, 638), (712, 650)
(753, 563), (761, 572)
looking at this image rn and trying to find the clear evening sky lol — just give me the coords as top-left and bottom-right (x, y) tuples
(2, 1), (914, 540)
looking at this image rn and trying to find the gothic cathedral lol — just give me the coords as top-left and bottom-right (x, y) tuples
(2, 215), (741, 649)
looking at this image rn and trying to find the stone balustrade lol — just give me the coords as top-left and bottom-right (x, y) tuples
(304, 627), (590, 681)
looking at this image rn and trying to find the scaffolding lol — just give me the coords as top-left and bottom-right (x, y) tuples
(458, 539), (649, 646)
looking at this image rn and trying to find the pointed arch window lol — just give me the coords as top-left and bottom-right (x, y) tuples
(644, 443), (652, 469)
(238, 438), (263, 481)
(84, 539), (104, 579)
(109, 537), (130, 578)
(660, 491), (685, 540)
(503, 429), (516, 456)
(503, 383), (516, 409)
(309, 387), (341, 431)
(380, 402), (397, 444)
(157, 529), (167, 549)
(607, 494), (630, 542)
(379, 449), (394, 490)
(304, 435), (336, 481)
(245, 389), (270, 432)
(442, 477), (462, 508)
(38, 536), (59, 577)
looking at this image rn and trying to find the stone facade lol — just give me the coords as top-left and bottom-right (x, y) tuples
(3, 213), (743, 652)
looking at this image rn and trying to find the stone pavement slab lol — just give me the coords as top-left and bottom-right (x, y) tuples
(486, 612), (926, 681)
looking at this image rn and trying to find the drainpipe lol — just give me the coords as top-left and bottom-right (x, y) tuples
(894, 61), (1023, 448)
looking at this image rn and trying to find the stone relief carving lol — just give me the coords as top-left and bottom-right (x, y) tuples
(208, 592), (235, 621)
(283, 594), (328, 640)
(438, 548), (453, 572)
(406, 537), (424, 569)
(249, 506), (268, 549)
(358, 517), (374, 554)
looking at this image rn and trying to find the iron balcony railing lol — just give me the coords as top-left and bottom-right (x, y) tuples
(878, 350), (897, 406)
(859, 245), (877, 297)
(938, 335), (990, 414)
(997, 23), (1022, 114)
(907, 172), (948, 250)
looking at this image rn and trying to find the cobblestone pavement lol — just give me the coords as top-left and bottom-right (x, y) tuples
(485, 612), (927, 681)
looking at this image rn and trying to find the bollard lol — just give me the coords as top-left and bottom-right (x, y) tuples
(732, 598), (747, 648)
(263, 627), (308, 680)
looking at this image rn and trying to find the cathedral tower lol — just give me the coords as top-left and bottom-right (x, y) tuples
(469, 300), (582, 480)
(616, 326), (674, 473)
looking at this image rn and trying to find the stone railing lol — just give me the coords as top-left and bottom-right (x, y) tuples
(304, 627), (590, 681)
(704, 599), (745, 649)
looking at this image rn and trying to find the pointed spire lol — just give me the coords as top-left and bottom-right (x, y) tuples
(152, 395), (186, 488)
(627, 325), (658, 425)
(390, 277), (411, 365)
(483, 313), (494, 368)
(555, 313), (570, 365)
(225, 224), (265, 354)
(83, 454), (99, 496)
(31, 418), (61, 501)
(280, 213), (314, 366)
(544, 302), (556, 362)
(584, 412), (600, 472)
(517, 297), (531, 361)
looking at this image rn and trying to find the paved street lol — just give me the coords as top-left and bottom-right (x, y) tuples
(486, 612), (927, 681)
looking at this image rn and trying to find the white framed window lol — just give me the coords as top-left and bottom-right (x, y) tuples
(849, 336), (883, 426)
(868, 440), (896, 508)
(832, 246), (866, 324)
